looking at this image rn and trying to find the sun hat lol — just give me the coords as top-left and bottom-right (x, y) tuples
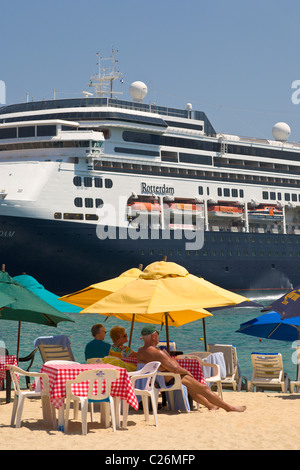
(141, 325), (159, 336)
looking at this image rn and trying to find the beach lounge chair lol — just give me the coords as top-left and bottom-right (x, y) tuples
(207, 344), (247, 391)
(129, 362), (161, 427)
(177, 354), (223, 399)
(158, 340), (177, 351)
(34, 335), (75, 363)
(290, 346), (300, 393)
(248, 352), (288, 392)
(9, 365), (56, 428)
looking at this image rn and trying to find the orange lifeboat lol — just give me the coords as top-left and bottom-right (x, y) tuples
(248, 205), (283, 221)
(127, 200), (161, 217)
(164, 201), (202, 215)
(208, 204), (243, 218)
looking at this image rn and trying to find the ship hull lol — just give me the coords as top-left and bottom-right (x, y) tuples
(0, 215), (296, 295)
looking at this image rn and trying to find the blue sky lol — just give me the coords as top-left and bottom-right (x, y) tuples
(1, 0), (300, 141)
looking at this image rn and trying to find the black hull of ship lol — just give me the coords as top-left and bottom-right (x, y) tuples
(0, 215), (297, 295)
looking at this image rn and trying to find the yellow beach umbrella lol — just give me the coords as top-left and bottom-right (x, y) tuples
(59, 267), (142, 309)
(81, 261), (251, 351)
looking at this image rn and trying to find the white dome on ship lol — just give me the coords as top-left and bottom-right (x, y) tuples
(272, 122), (291, 141)
(129, 81), (148, 101)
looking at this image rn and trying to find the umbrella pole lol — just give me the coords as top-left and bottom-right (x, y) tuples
(129, 314), (135, 348)
(16, 321), (21, 362)
(128, 264), (142, 348)
(297, 329), (300, 382)
(202, 318), (207, 351)
(165, 313), (170, 354)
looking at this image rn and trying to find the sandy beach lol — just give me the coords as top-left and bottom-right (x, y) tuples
(1, 390), (300, 451)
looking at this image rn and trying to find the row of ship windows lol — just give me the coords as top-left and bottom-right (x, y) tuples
(122, 131), (300, 162)
(262, 191), (300, 202)
(216, 157), (300, 176)
(215, 188), (300, 202)
(198, 186), (245, 198)
(0, 140), (90, 151)
(96, 160), (300, 188)
(2, 124), (300, 163)
(72, 176), (300, 202)
(0, 125), (56, 139)
(74, 198), (103, 208)
(54, 212), (98, 220)
(73, 176), (113, 188)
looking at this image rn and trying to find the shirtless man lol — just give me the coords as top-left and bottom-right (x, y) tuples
(137, 325), (246, 413)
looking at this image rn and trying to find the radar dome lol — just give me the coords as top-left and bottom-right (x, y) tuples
(129, 81), (148, 102)
(272, 122), (291, 141)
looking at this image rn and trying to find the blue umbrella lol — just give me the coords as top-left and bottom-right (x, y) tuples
(262, 285), (300, 319)
(236, 311), (300, 342)
(13, 274), (81, 314)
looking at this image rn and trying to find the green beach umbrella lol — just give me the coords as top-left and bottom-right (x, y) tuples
(0, 292), (16, 309)
(0, 268), (74, 360)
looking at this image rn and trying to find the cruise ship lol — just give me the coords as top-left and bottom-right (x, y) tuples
(0, 51), (300, 294)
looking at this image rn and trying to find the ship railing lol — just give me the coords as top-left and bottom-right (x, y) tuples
(208, 225), (245, 233)
(207, 225), (293, 235)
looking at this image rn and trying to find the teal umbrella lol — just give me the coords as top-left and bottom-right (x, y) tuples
(0, 269), (74, 360)
(13, 274), (81, 313)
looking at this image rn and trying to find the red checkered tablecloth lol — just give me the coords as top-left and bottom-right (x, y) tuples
(39, 363), (139, 410)
(0, 355), (17, 388)
(175, 358), (206, 385)
(122, 356), (206, 385)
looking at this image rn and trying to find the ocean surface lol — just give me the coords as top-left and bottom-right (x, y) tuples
(1, 289), (299, 384)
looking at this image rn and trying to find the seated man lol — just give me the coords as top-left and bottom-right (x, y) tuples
(84, 323), (111, 361)
(137, 325), (246, 413)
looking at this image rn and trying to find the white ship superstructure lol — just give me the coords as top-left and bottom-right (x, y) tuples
(0, 51), (299, 293)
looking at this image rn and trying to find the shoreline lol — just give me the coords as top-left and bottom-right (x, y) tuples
(1, 390), (300, 450)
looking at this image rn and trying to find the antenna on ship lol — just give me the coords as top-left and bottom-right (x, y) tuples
(88, 47), (123, 98)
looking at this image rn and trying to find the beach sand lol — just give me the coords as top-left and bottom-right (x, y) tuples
(1, 390), (300, 450)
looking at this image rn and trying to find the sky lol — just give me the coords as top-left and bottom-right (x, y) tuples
(1, 0), (300, 141)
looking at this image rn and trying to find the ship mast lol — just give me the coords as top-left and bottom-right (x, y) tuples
(88, 48), (123, 98)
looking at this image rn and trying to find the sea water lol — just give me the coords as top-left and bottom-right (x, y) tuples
(1, 290), (298, 384)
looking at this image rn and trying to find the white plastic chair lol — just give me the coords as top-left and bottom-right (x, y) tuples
(177, 354), (223, 399)
(155, 370), (190, 412)
(86, 358), (103, 364)
(64, 368), (120, 434)
(9, 365), (56, 428)
(129, 361), (161, 427)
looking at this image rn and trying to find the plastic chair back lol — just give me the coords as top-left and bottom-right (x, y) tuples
(66, 368), (120, 402)
(129, 361), (161, 392)
(208, 344), (236, 376)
